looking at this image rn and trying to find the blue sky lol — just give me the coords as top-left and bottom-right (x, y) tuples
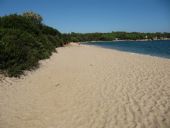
(0, 0), (170, 33)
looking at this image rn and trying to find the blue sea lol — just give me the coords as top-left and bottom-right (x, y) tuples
(85, 40), (170, 59)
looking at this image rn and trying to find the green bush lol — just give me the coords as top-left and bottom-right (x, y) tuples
(0, 12), (65, 77)
(0, 29), (39, 76)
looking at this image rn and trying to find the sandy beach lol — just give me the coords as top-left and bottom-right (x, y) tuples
(0, 44), (170, 128)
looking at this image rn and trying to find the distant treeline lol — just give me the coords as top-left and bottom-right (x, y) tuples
(0, 12), (67, 76)
(64, 32), (170, 42)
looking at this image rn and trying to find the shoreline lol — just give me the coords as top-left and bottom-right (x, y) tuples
(82, 44), (170, 60)
(1, 43), (169, 80)
(0, 44), (170, 128)
(81, 41), (170, 59)
(80, 39), (170, 43)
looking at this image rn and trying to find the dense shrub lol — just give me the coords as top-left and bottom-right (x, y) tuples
(0, 14), (41, 35)
(0, 12), (65, 77)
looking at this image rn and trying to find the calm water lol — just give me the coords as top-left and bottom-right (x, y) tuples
(85, 40), (170, 59)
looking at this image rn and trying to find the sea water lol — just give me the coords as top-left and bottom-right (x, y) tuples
(85, 40), (170, 59)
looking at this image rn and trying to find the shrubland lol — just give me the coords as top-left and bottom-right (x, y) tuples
(0, 12), (66, 76)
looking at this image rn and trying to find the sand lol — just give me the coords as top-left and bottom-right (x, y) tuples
(0, 44), (170, 128)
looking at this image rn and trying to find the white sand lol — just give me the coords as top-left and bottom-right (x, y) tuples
(0, 44), (170, 128)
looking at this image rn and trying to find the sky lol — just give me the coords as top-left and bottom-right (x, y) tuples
(0, 0), (170, 33)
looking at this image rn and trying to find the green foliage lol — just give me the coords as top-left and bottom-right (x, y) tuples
(65, 32), (170, 42)
(40, 25), (61, 36)
(22, 11), (43, 24)
(0, 29), (38, 76)
(0, 14), (41, 35)
(0, 12), (65, 77)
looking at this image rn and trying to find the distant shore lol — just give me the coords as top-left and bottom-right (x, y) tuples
(79, 38), (170, 43)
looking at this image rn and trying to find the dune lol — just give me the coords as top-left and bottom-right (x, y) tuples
(0, 44), (170, 128)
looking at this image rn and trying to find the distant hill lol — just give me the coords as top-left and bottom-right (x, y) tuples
(0, 12), (67, 77)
